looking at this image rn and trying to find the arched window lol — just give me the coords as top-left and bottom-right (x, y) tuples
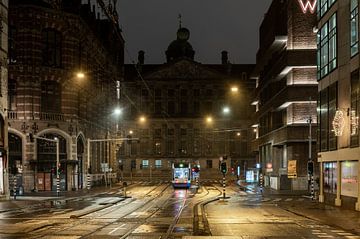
(41, 81), (61, 113)
(42, 29), (62, 67)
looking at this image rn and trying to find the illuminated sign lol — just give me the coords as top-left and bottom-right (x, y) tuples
(298, 0), (317, 14)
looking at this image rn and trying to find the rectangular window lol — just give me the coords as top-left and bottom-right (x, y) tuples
(168, 101), (175, 115)
(42, 29), (62, 67)
(155, 160), (162, 168)
(194, 89), (200, 97)
(317, 13), (337, 79)
(323, 162), (337, 194)
(166, 140), (174, 155)
(155, 102), (162, 114)
(318, 0), (337, 18)
(9, 26), (17, 64)
(206, 160), (212, 169)
(351, 0), (359, 56)
(142, 159), (149, 169)
(193, 101), (200, 115)
(351, 70), (359, 147)
(155, 89), (162, 98)
(180, 101), (188, 114)
(168, 89), (175, 97)
(167, 128), (174, 136)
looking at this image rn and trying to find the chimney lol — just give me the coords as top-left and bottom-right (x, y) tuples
(221, 51), (228, 65)
(138, 50), (145, 65)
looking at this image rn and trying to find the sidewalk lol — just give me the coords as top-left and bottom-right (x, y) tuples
(236, 180), (360, 235)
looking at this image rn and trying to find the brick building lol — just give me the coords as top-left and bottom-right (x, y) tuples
(251, 0), (318, 190)
(120, 27), (256, 181)
(0, 0), (8, 198)
(8, 0), (124, 192)
(317, 0), (360, 210)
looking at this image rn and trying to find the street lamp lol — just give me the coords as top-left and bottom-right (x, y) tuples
(76, 72), (85, 79)
(114, 108), (122, 116)
(223, 106), (230, 115)
(139, 116), (146, 123)
(206, 116), (213, 123)
(231, 86), (238, 93)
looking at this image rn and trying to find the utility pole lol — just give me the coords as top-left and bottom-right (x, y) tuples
(30, 134), (60, 196)
(308, 115), (315, 200)
(87, 137), (139, 190)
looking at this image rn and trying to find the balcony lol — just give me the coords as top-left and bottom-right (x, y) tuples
(8, 111), (66, 121)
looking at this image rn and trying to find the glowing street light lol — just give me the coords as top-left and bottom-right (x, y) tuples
(129, 130), (133, 135)
(206, 116), (213, 123)
(231, 86), (238, 93)
(114, 108), (122, 116)
(76, 72), (85, 79)
(236, 132), (241, 136)
(139, 116), (146, 123)
(223, 106), (230, 114)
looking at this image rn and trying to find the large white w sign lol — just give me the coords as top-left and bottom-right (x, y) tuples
(298, 0), (317, 14)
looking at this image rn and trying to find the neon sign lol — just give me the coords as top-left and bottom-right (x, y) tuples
(298, 0), (317, 14)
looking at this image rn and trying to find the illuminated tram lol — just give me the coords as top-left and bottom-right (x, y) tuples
(172, 162), (191, 188)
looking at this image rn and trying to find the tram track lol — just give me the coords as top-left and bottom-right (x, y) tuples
(24, 182), (169, 238)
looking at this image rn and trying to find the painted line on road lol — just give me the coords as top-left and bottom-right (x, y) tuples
(108, 223), (126, 234)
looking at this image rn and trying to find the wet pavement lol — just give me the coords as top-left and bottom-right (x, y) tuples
(0, 180), (359, 238)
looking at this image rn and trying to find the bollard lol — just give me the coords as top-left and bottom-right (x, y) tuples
(56, 177), (60, 196)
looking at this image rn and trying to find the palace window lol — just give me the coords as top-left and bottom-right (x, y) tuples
(41, 81), (61, 113)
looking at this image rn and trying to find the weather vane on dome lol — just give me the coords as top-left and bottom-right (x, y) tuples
(178, 14), (182, 28)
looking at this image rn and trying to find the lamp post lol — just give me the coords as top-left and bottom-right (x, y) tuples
(30, 134), (60, 196)
(86, 137), (139, 190)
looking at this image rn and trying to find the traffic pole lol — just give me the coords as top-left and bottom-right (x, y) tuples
(311, 174), (315, 200)
(13, 175), (17, 200)
(87, 174), (91, 191)
(260, 173), (263, 193)
(223, 174), (226, 199)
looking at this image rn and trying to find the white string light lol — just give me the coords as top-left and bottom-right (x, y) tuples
(332, 110), (345, 136)
(351, 110), (359, 136)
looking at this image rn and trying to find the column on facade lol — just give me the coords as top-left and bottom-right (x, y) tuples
(319, 160), (324, 203)
(335, 161), (342, 206)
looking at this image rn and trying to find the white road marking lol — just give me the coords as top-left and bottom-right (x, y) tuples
(108, 223), (126, 234)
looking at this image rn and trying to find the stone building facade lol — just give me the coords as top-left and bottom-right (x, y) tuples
(120, 27), (256, 181)
(251, 0), (318, 190)
(317, 0), (360, 210)
(8, 0), (124, 192)
(0, 0), (8, 198)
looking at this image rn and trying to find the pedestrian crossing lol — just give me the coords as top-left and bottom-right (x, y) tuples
(234, 195), (307, 203)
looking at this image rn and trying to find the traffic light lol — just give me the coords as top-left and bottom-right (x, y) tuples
(193, 165), (200, 173)
(220, 162), (227, 174)
(307, 161), (314, 175)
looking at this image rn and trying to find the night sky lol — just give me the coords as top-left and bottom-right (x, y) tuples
(118, 1), (272, 64)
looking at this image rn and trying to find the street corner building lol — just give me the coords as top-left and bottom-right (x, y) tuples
(317, 0), (360, 210)
(7, 0), (124, 193)
(119, 26), (258, 182)
(251, 0), (318, 191)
